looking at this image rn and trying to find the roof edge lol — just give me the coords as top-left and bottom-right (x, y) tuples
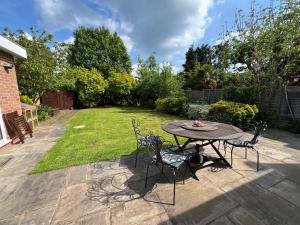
(0, 35), (27, 59)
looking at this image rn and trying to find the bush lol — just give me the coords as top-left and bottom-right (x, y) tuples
(38, 105), (53, 121)
(62, 67), (108, 107)
(287, 121), (300, 134)
(20, 95), (34, 105)
(107, 72), (136, 104)
(155, 97), (188, 115)
(187, 104), (210, 120)
(208, 100), (259, 129)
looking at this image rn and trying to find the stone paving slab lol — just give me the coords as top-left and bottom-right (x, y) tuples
(157, 178), (238, 225)
(227, 207), (266, 225)
(209, 216), (234, 225)
(269, 179), (300, 208)
(221, 178), (300, 225)
(110, 195), (167, 225)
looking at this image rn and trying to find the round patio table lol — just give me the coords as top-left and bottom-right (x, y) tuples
(161, 120), (243, 168)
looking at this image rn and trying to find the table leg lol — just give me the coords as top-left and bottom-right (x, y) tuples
(190, 144), (201, 164)
(186, 161), (199, 181)
(173, 135), (192, 151)
(210, 142), (231, 167)
(173, 135), (181, 147)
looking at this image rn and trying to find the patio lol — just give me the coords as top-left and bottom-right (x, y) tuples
(0, 111), (300, 225)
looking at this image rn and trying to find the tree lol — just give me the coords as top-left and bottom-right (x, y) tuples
(185, 64), (218, 90)
(183, 44), (212, 72)
(218, 0), (300, 91)
(68, 27), (131, 78)
(2, 27), (56, 102)
(136, 55), (185, 107)
(107, 72), (136, 104)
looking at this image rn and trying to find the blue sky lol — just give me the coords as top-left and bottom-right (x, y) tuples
(0, 0), (270, 72)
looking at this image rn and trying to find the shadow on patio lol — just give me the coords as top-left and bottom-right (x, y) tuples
(85, 148), (300, 225)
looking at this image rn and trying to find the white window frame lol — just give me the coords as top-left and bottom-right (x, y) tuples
(0, 108), (11, 147)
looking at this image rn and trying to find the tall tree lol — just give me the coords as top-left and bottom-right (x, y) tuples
(136, 55), (184, 107)
(68, 27), (131, 78)
(2, 27), (56, 102)
(218, 0), (300, 90)
(183, 44), (212, 72)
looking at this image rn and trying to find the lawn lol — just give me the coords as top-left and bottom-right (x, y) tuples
(31, 107), (183, 173)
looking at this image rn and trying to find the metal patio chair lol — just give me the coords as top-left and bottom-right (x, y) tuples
(132, 118), (153, 167)
(144, 135), (195, 205)
(224, 121), (267, 171)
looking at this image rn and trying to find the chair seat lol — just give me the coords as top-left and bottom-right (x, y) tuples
(226, 138), (254, 147)
(153, 148), (189, 168)
(137, 135), (152, 146)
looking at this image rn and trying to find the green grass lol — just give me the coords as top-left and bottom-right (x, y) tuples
(31, 107), (183, 174)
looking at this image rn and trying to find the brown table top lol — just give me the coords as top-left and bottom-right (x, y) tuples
(161, 120), (243, 141)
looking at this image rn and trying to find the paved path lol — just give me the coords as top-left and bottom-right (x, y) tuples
(0, 111), (300, 225)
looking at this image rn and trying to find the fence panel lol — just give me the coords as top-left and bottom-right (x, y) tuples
(187, 87), (300, 126)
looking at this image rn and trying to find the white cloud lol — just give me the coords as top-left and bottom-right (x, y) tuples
(35, 0), (119, 32)
(35, 0), (215, 60)
(63, 36), (75, 44)
(131, 63), (139, 79)
(23, 32), (33, 40)
(216, 0), (226, 5)
(214, 31), (240, 45)
(120, 35), (133, 52)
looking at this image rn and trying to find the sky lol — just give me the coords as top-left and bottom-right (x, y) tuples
(0, 0), (271, 72)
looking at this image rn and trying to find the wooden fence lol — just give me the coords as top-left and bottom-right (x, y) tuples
(41, 90), (74, 110)
(186, 87), (300, 126)
(259, 86), (300, 126)
(186, 89), (223, 104)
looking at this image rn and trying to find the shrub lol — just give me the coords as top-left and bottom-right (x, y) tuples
(208, 100), (259, 129)
(155, 97), (188, 115)
(107, 72), (136, 104)
(76, 68), (108, 107)
(187, 104), (210, 120)
(37, 105), (53, 121)
(287, 121), (300, 134)
(20, 95), (34, 105)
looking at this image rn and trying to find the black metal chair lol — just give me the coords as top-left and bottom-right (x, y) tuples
(132, 118), (153, 167)
(144, 135), (195, 205)
(224, 121), (267, 171)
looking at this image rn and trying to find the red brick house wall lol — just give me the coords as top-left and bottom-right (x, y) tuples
(0, 50), (22, 114)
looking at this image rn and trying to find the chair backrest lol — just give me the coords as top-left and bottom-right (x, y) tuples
(132, 118), (143, 141)
(250, 121), (267, 145)
(147, 135), (164, 163)
(3, 111), (20, 138)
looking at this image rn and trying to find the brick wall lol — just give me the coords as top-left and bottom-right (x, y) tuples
(0, 50), (21, 114)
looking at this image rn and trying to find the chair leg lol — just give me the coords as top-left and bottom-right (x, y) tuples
(145, 163), (150, 188)
(134, 143), (142, 168)
(172, 169), (176, 205)
(182, 164), (188, 184)
(134, 145), (139, 168)
(256, 150), (260, 171)
(230, 146), (234, 166)
(245, 147), (248, 159)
